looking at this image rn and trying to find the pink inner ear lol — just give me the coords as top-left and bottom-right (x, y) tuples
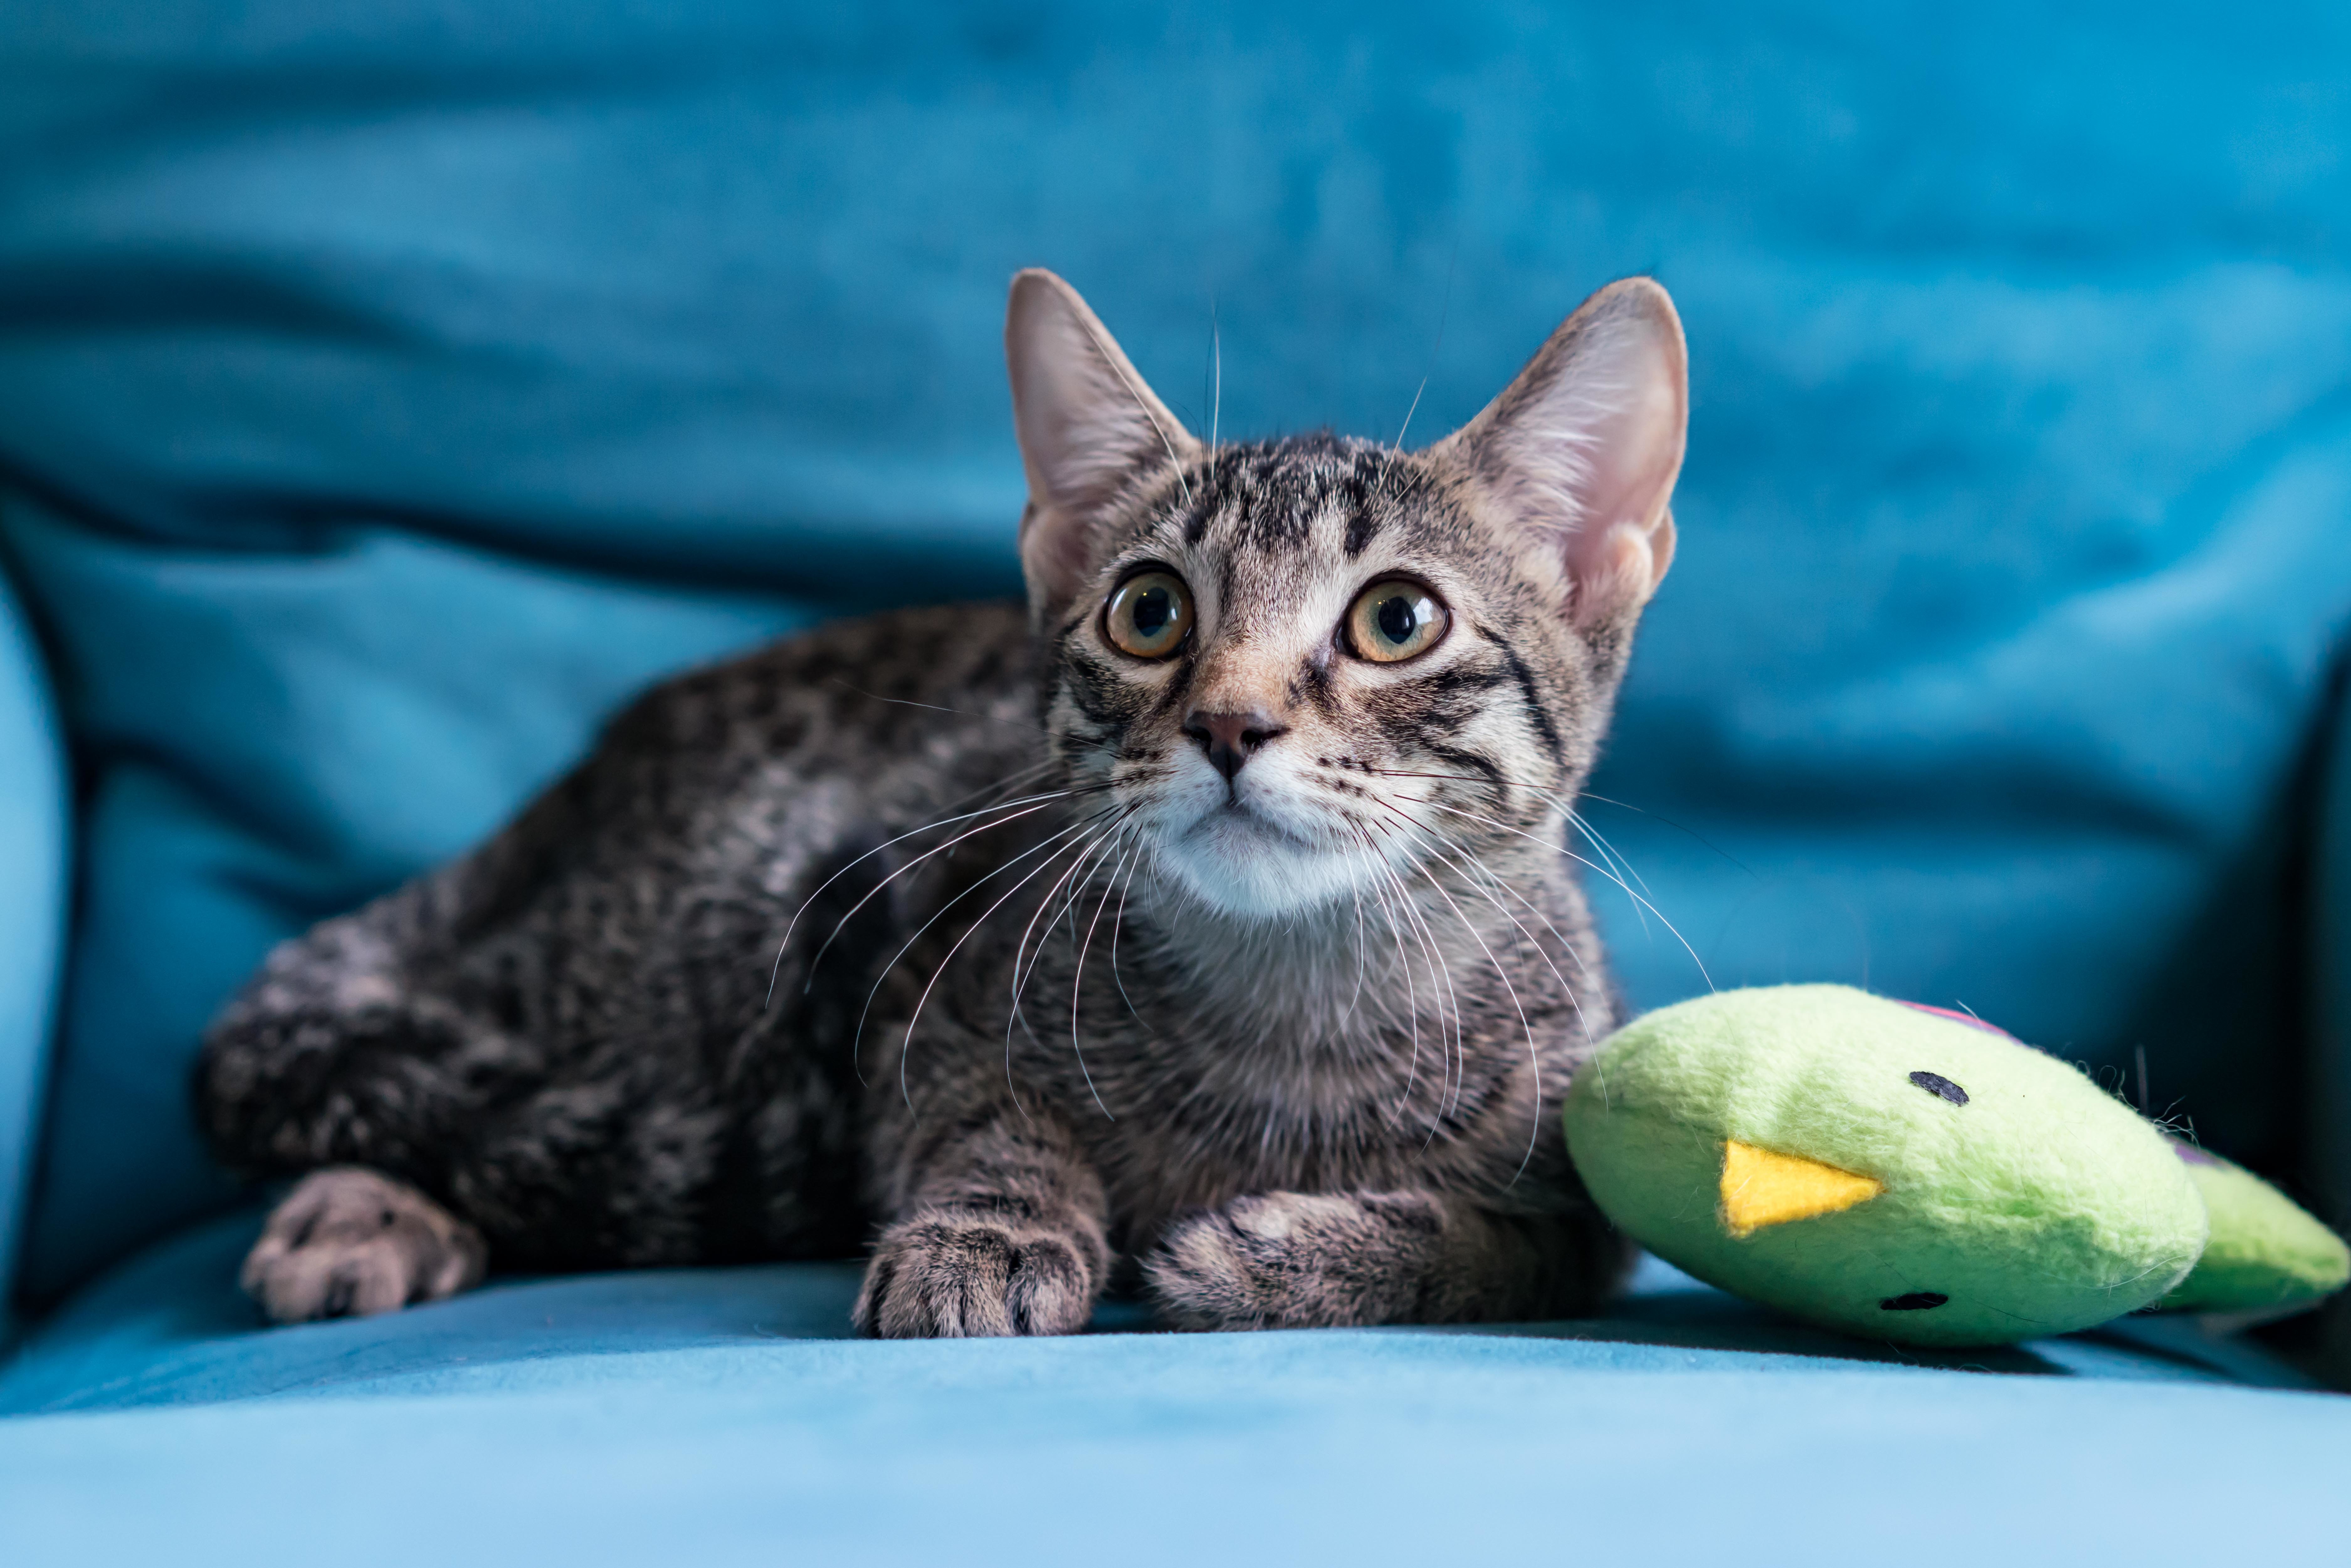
(1550, 329), (1683, 618)
(1564, 508), (1675, 625)
(1464, 288), (1686, 624)
(1004, 270), (1196, 612)
(1017, 498), (1099, 611)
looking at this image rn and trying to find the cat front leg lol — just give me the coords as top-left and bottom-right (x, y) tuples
(1144, 1188), (1630, 1331)
(854, 1099), (1110, 1338)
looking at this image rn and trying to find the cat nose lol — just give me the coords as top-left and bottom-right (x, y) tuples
(1181, 709), (1289, 782)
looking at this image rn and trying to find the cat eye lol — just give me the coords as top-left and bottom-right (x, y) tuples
(1344, 579), (1449, 664)
(1103, 570), (1195, 659)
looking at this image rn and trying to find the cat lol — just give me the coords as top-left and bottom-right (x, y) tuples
(193, 267), (1688, 1336)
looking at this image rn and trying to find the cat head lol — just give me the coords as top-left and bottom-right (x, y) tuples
(1006, 269), (1686, 920)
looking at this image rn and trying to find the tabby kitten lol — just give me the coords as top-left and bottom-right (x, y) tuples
(195, 269), (1688, 1336)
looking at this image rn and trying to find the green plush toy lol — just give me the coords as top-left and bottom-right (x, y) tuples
(1564, 984), (2350, 1347)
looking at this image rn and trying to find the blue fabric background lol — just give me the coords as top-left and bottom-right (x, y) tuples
(8, 0), (2351, 1305)
(3, 1214), (2345, 1566)
(4, 4), (2351, 1559)
(0, 575), (66, 1348)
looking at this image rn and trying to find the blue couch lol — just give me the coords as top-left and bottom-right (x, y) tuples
(4, 3), (2350, 1560)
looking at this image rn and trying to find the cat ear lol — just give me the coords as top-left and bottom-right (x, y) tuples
(1006, 269), (1198, 615)
(1434, 278), (1687, 628)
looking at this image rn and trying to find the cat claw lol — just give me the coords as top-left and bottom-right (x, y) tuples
(853, 1212), (1095, 1337)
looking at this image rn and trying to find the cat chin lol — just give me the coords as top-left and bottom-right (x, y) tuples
(1150, 810), (1370, 920)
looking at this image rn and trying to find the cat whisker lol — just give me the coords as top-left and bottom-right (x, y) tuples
(824, 679), (1038, 737)
(1011, 818), (1147, 1062)
(1337, 876), (1373, 1033)
(1370, 794), (1617, 1183)
(788, 794), (1078, 1000)
(1368, 804), (1525, 1135)
(1357, 765), (1665, 909)
(1388, 375), (1429, 463)
(1358, 763), (1663, 938)
(1475, 865), (1604, 1004)
(850, 804), (1119, 1088)
(1565, 807), (1652, 902)
(1009, 812), (1141, 1116)
(1068, 313), (1195, 511)
(1107, 848), (1153, 1036)
(1066, 830), (1142, 1121)
(1415, 851), (1544, 1188)
(1009, 811), (1133, 1012)
(1574, 790), (1760, 880)
(1571, 814), (1650, 938)
(1373, 793), (1595, 1024)
(1357, 819), (1464, 1142)
(1352, 805), (1530, 1139)
(769, 782), (1079, 1003)
(1344, 822), (1430, 1130)
(1394, 792), (1715, 994)
(1373, 818), (1552, 1185)
(1380, 239), (1454, 479)
(1364, 794), (1592, 975)
(1209, 305), (1222, 454)
(894, 805), (1135, 1113)
(1004, 811), (1135, 1081)
(1351, 765), (1539, 815)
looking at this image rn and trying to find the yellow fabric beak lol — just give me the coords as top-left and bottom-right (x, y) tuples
(1719, 1140), (1886, 1238)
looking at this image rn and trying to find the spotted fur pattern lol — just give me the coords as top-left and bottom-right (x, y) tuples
(197, 273), (1686, 1333)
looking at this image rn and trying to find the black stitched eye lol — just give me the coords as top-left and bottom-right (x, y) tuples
(1880, 1292), (1949, 1311)
(1909, 1070), (1968, 1106)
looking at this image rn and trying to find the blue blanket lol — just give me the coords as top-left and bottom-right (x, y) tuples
(3, 3), (2350, 1558)
(2, 1213), (2340, 1565)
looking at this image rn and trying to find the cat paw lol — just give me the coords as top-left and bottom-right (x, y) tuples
(853, 1212), (1096, 1337)
(241, 1167), (488, 1324)
(1145, 1190), (1442, 1330)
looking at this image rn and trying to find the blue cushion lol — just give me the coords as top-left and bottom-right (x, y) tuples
(0, 1212), (2341, 1564)
(0, 574), (67, 1346)
(0, 496), (817, 1299)
(2315, 664), (2351, 1362)
(5, 1), (2351, 1312)
(5, 1209), (2317, 1416)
